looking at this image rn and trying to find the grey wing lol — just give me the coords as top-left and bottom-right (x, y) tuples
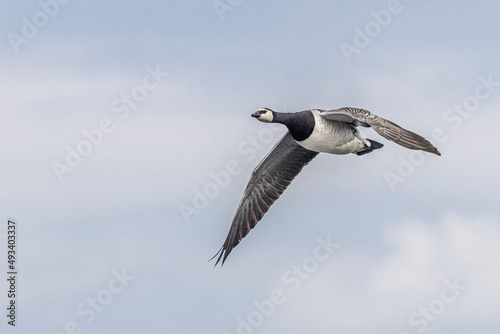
(212, 132), (319, 266)
(320, 107), (441, 156)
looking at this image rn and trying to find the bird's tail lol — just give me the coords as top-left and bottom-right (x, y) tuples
(356, 139), (384, 156)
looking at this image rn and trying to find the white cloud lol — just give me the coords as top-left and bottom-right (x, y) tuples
(273, 214), (500, 333)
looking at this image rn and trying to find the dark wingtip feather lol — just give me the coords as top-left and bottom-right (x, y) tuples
(413, 143), (441, 156)
(428, 147), (441, 156)
(209, 246), (227, 267)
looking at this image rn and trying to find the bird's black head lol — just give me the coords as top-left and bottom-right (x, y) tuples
(251, 108), (274, 123)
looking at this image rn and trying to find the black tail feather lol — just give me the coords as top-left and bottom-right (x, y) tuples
(356, 139), (384, 156)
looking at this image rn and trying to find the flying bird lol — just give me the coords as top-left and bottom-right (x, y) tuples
(212, 107), (440, 266)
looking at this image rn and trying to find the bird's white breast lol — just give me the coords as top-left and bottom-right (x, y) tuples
(297, 110), (366, 154)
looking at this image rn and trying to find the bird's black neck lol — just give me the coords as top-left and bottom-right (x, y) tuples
(271, 111), (293, 124)
(271, 111), (315, 141)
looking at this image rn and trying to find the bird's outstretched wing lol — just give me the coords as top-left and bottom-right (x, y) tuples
(320, 107), (441, 156)
(212, 132), (319, 266)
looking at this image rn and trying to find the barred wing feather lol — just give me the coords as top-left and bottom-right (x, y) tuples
(212, 132), (319, 266)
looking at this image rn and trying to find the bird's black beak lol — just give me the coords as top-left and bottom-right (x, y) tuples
(251, 112), (260, 118)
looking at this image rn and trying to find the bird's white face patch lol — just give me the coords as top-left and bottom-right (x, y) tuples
(256, 108), (274, 123)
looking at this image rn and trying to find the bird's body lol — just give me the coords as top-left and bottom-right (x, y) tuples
(212, 107), (440, 266)
(296, 109), (370, 154)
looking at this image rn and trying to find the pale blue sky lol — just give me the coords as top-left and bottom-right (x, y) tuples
(1, 1), (499, 333)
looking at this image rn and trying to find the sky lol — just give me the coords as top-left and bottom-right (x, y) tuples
(1, 0), (500, 333)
